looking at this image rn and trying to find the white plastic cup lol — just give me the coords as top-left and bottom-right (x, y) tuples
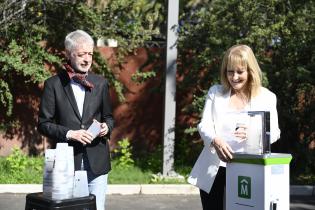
(73, 170), (89, 198)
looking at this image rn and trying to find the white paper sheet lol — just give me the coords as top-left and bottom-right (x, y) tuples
(87, 120), (101, 139)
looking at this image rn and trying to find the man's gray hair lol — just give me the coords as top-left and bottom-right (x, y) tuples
(64, 30), (94, 52)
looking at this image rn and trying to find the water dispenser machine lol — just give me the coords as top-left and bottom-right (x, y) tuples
(226, 111), (292, 210)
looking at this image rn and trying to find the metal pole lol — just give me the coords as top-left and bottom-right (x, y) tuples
(163, 0), (179, 176)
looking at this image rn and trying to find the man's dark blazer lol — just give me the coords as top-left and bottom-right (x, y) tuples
(38, 69), (114, 175)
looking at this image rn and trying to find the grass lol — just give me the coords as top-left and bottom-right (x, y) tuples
(0, 155), (314, 185)
(0, 157), (188, 184)
(108, 161), (154, 184)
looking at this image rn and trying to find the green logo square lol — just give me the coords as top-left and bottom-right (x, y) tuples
(238, 176), (251, 199)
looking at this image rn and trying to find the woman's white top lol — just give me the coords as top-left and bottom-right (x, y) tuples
(188, 85), (280, 193)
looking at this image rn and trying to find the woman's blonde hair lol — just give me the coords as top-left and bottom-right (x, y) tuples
(220, 44), (262, 98)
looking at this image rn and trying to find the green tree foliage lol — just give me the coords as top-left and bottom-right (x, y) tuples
(0, 0), (163, 127)
(177, 0), (315, 180)
(95, 0), (163, 56)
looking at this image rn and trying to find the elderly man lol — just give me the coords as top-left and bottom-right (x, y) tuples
(38, 29), (114, 210)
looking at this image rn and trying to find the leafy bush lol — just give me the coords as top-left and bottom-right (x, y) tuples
(113, 138), (135, 168)
(134, 145), (163, 173)
(5, 147), (29, 172)
(0, 148), (44, 184)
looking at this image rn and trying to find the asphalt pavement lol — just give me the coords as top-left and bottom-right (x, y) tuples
(1, 193), (315, 210)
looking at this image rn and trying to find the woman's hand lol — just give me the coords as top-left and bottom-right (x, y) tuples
(234, 123), (247, 142)
(212, 137), (234, 162)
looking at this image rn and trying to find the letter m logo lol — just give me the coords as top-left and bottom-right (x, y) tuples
(238, 176), (251, 199)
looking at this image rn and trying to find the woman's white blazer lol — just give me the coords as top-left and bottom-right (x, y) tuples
(188, 85), (281, 193)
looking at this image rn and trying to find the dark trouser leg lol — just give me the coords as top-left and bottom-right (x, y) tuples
(199, 167), (226, 210)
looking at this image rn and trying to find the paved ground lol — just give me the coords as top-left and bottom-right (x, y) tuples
(1, 193), (315, 210)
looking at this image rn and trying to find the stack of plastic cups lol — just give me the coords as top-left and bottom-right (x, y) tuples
(51, 143), (72, 200)
(67, 146), (74, 198)
(43, 149), (55, 197)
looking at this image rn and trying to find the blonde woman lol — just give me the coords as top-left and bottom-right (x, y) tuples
(188, 44), (280, 210)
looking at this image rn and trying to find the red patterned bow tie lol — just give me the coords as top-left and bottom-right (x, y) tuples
(64, 63), (94, 91)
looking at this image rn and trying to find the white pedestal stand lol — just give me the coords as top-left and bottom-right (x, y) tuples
(226, 153), (292, 210)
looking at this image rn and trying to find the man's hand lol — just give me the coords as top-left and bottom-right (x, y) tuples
(99, 122), (109, 137)
(212, 137), (234, 162)
(68, 130), (93, 145)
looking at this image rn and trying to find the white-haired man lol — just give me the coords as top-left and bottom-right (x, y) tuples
(38, 30), (114, 210)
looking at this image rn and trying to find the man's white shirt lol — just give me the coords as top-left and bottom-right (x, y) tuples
(71, 80), (85, 117)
